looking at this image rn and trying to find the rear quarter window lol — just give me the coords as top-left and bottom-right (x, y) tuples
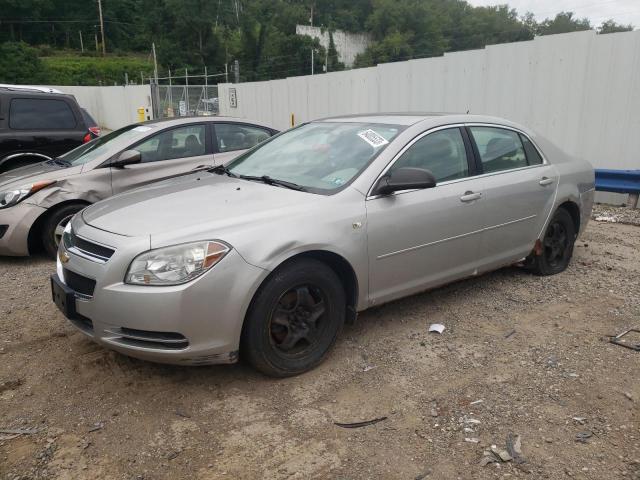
(9, 98), (77, 130)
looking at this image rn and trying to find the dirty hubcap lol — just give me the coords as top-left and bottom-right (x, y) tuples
(53, 214), (73, 247)
(543, 221), (568, 267)
(269, 285), (327, 354)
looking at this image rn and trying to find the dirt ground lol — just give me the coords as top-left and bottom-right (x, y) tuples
(1, 206), (639, 480)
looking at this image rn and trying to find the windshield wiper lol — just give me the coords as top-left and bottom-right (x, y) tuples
(51, 157), (71, 167)
(240, 175), (307, 192)
(208, 165), (237, 177)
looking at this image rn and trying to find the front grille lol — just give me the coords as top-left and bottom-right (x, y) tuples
(63, 268), (96, 297)
(0, 225), (7, 239)
(63, 230), (115, 263)
(105, 327), (189, 350)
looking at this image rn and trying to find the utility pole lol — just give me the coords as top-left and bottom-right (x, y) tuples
(97, 0), (106, 55)
(234, 60), (239, 83)
(79, 31), (84, 53)
(310, 3), (315, 75)
(225, 63), (228, 83)
(152, 42), (158, 85)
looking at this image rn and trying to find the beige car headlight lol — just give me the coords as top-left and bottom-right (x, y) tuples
(125, 241), (230, 286)
(0, 181), (55, 209)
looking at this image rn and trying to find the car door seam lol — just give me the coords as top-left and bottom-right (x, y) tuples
(377, 214), (537, 260)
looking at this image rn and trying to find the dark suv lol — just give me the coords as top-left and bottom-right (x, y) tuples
(0, 87), (100, 173)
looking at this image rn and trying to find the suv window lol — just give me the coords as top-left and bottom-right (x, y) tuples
(136, 125), (206, 163)
(9, 98), (77, 130)
(390, 128), (469, 183)
(215, 123), (271, 153)
(520, 134), (543, 165)
(469, 127), (527, 173)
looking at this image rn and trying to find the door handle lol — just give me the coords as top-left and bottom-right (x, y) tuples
(460, 191), (482, 202)
(539, 177), (554, 186)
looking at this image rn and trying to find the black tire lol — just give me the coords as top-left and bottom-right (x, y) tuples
(41, 203), (86, 258)
(241, 258), (346, 377)
(527, 208), (576, 276)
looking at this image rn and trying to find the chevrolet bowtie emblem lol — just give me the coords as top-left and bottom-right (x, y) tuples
(59, 251), (70, 264)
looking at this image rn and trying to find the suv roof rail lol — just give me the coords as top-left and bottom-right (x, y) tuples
(0, 84), (64, 94)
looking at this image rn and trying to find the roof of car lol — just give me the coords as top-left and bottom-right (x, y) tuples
(316, 112), (453, 125)
(139, 116), (276, 130)
(315, 112), (531, 132)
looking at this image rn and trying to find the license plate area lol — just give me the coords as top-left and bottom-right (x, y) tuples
(50, 274), (79, 319)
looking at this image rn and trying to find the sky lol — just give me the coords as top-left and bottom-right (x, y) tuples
(465, 0), (640, 29)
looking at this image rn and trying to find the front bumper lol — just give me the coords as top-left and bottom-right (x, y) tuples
(0, 202), (46, 256)
(53, 219), (268, 365)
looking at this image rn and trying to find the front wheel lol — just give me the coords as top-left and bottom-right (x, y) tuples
(527, 208), (576, 276)
(41, 203), (86, 258)
(241, 259), (346, 377)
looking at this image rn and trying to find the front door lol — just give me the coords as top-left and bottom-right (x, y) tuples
(366, 127), (487, 305)
(110, 124), (213, 194)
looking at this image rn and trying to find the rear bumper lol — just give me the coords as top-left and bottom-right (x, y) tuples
(579, 188), (595, 237)
(0, 202), (45, 256)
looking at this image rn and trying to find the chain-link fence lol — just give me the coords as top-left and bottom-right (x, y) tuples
(151, 84), (219, 119)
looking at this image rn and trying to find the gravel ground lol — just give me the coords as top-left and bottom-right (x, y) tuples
(1, 207), (639, 479)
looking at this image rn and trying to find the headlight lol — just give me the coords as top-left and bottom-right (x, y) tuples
(0, 181), (55, 209)
(125, 241), (230, 286)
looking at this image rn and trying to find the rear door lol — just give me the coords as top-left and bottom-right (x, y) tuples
(466, 125), (558, 268)
(6, 96), (85, 157)
(110, 123), (213, 195)
(366, 126), (488, 305)
(212, 123), (274, 165)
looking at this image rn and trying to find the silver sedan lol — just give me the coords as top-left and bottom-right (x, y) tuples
(0, 117), (276, 257)
(51, 114), (594, 376)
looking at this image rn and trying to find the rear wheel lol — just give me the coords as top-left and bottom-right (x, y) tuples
(241, 259), (345, 377)
(41, 203), (86, 258)
(527, 208), (576, 276)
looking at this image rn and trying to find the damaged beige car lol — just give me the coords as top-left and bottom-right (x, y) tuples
(0, 117), (277, 257)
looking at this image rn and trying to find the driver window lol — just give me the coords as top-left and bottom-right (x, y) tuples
(390, 128), (469, 183)
(136, 125), (206, 163)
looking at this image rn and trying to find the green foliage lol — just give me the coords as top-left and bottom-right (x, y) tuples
(0, 0), (635, 84)
(536, 12), (591, 36)
(598, 20), (634, 34)
(41, 55), (154, 86)
(0, 42), (48, 84)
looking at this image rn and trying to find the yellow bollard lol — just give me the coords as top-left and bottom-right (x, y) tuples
(290, 113), (295, 127)
(137, 107), (145, 123)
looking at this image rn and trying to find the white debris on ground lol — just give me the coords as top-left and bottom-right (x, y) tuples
(592, 203), (640, 226)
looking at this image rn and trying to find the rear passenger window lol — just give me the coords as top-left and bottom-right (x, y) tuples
(215, 124), (271, 153)
(469, 127), (527, 173)
(520, 134), (543, 165)
(9, 98), (77, 130)
(390, 128), (469, 183)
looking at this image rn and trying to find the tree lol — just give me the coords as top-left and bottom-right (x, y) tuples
(537, 12), (591, 36)
(598, 20), (634, 34)
(326, 31), (344, 72)
(0, 42), (48, 84)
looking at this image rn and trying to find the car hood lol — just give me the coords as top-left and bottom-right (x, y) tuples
(82, 173), (323, 237)
(0, 161), (81, 190)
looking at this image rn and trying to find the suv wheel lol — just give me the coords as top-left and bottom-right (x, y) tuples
(241, 259), (345, 377)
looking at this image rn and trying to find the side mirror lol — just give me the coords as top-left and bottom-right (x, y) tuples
(373, 167), (437, 196)
(111, 149), (141, 168)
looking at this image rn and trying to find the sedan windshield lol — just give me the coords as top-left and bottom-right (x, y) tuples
(58, 125), (157, 166)
(227, 122), (403, 193)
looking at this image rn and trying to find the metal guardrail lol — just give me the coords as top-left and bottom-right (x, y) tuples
(595, 169), (640, 208)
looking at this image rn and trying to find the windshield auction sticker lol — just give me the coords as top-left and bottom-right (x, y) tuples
(358, 129), (389, 148)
